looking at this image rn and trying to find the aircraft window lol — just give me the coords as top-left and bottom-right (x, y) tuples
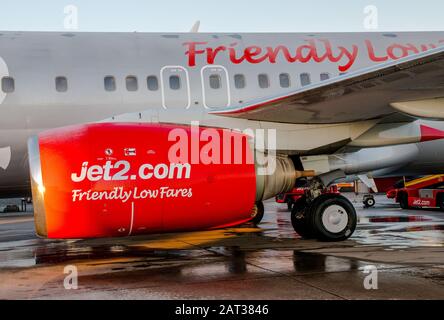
(126, 76), (138, 92)
(320, 73), (330, 81)
(209, 74), (222, 90)
(300, 73), (311, 86)
(234, 74), (246, 89)
(147, 76), (159, 91)
(258, 74), (270, 89)
(169, 75), (181, 90)
(1, 77), (14, 93)
(104, 76), (116, 92)
(279, 73), (291, 88)
(55, 77), (68, 92)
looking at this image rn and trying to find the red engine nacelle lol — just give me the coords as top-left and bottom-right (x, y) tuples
(28, 123), (260, 239)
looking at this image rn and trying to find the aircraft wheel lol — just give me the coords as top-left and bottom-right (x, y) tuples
(399, 193), (410, 210)
(291, 201), (314, 239)
(364, 196), (376, 208)
(310, 194), (357, 242)
(287, 199), (294, 212)
(251, 202), (265, 225)
(437, 194), (444, 211)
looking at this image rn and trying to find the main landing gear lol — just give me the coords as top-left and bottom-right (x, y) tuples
(291, 174), (357, 242)
(251, 202), (265, 225)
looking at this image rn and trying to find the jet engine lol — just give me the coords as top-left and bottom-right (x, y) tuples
(28, 123), (308, 239)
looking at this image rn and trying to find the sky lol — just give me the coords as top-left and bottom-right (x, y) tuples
(0, 0), (443, 33)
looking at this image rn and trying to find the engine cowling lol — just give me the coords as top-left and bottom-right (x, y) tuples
(28, 123), (304, 239)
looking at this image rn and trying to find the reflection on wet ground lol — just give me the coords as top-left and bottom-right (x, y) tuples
(355, 198), (444, 249)
(0, 195), (443, 299)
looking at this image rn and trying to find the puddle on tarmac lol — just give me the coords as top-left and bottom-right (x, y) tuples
(365, 216), (433, 223)
(356, 214), (444, 249)
(1, 201), (444, 269)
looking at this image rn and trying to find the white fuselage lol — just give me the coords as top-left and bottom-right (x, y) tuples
(1, 31), (444, 196)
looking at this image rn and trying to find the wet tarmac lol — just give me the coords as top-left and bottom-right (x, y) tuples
(0, 194), (443, 300)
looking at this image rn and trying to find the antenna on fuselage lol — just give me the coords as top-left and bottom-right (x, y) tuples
(190, 20), (200, 33)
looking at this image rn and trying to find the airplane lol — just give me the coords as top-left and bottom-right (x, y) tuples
(2, 31), (444, 241)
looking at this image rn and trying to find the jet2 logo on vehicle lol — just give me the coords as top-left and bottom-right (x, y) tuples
(412, 199), (431, 207)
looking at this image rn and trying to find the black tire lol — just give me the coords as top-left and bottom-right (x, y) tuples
(310, 194), (357, 242)
(251, 202), (265, 225)
(364, 197), (376, 208)
(287, 199), (294, 212)
(291, 200), (314, 239)
(437, 194), (444, 211)
(399, 193), (409, 210)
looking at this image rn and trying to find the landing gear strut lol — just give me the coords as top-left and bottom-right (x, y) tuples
(290, 172), (357, 242)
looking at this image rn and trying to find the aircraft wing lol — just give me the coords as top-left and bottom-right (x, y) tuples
(212, 47), (444, 124)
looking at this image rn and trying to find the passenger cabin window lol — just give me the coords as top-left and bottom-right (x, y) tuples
(300, 73), (311, 86)
(209, 74), (222, 90)
(55, 77), (68, 92)
(169, 75), (181, 90)
(258, 74), (270, 89)
(147, 76), (159, 91)
(234, 74), (246, 89)
(2, 77), (14, 93)
(126, 76), (138, 92)
(104, 76), (116, 92)
(279, 73), (291, 88)
(320, 73), (330, 81)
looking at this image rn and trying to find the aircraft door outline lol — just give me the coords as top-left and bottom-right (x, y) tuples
(160, 66), (191, 110)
